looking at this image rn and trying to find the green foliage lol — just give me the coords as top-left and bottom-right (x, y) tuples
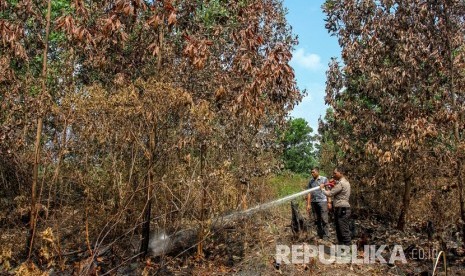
(197, 0), (230, 28)
(281, 118), (317, 174)
(51, 0), (71, 19)
(269, 172), (307, 198)
(49, 31), (66, 45)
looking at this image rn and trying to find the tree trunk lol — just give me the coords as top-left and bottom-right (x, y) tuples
(26, 0), (52, 259)
(140, 128), (156, 257)
(397, 173), (412, 231)
(197, 143), (207, 258)
(457, 159), (465, 242)
(140, 195), (152, 257)
(26, 117), (44, 258)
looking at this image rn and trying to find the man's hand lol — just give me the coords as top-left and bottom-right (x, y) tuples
(327, 179), (336, 188)
(319, 184), (325, 189)
(306, 204), (311, 213)
(327, 202), (332, 211)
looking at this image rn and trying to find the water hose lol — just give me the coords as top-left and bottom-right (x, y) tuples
(432, 251), (447, 276)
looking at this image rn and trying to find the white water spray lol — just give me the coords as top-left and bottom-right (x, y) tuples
(218, 186), (321, 222)
(149, 229), (171, 256)
(149, 186), (321, 256)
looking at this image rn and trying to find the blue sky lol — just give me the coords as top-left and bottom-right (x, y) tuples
(284, 0), (341, 133)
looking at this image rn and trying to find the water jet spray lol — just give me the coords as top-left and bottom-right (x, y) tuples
(148, 186), (322, 256)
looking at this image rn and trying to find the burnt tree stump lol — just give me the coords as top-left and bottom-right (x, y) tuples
(291, 201), (307, 236)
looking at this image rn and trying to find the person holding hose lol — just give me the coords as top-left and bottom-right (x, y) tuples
(320, 167), (351, 246)
(306, 167), (331, 240)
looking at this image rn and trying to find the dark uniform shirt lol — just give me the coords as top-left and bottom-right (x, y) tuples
(308, 176), (329, 202)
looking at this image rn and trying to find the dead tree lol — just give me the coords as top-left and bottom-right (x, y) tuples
(290, 201), (307, 236)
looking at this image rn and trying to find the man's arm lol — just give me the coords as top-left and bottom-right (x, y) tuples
(323, 178), (332, 210)
(321, 182), (342, 197)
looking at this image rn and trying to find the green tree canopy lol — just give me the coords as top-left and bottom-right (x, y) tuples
(282, 118), (317, 174)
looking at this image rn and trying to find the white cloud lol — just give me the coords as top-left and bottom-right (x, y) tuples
(290, 83), (327, 132)
(291, 48), (322, 71)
